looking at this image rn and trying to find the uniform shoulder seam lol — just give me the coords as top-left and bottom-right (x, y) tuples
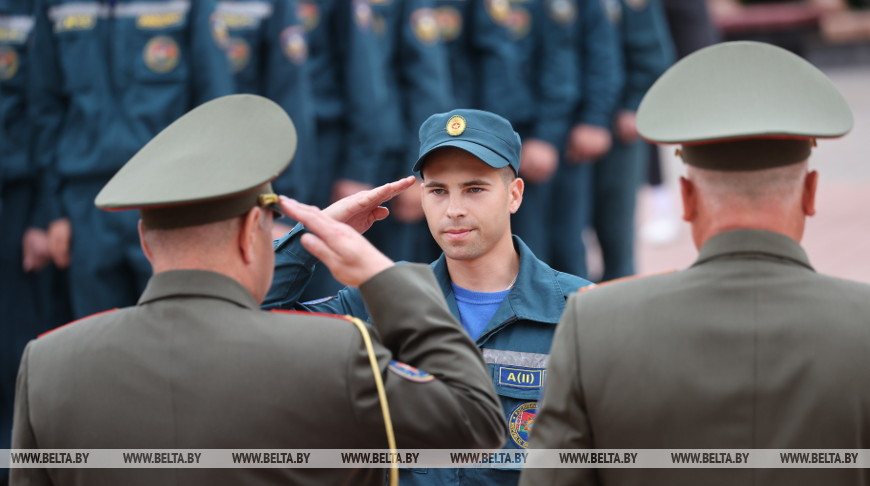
(577, 270), (677, 294)
(38, 308), (120, 338)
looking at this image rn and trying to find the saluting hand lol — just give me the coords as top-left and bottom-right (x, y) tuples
(322, 176), (417, 233)
(280, 197), (393, 288)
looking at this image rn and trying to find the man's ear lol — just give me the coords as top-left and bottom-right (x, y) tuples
(679, 176), (696, 222)
(138, 219), (154, 264)
(802, 170), (818, 217)
(238, 207), (262, 264)
(508, 177), (524, 214)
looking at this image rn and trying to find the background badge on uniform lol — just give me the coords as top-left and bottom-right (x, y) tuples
(0, 46), (18, 80)
(280, 26), (307, 65)
(446, 115), (466, 136)
(388, 361), (435, 383)
(144, 35), (180, 73)
(226, 38), (250, 73)
(506, 7), (530, 40)
(508, 401), (538, 449)
(435, 6), (462, 42)
(297, 1), (320, 32)
(411, 8), (439, 45)
(548, 0), (577, 25)
(485, 0), (511, 25)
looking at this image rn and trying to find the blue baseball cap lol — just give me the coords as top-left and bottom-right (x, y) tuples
(412, 109), (521, 174)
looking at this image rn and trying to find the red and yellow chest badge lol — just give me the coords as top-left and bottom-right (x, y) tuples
(0, 46), (19, 80)
(411, 8), (439, 44)
(226, 37), (250, 73)
(506, 6), (530, 40)
(446, 115), (466, 136)
(297, 1), (320, 32)
(508, 401), (538, 449)
(280, 26), (308, 65)
(144, 35), (180, 73)
(435, 6), (462, 42)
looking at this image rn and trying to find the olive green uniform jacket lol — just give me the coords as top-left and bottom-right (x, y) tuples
(522, 229), (870, 486)
(12, 264), (505, 485)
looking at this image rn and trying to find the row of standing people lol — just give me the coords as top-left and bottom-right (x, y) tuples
(0, 1), (674, 484)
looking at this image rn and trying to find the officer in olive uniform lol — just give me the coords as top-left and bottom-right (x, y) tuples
(12, 95), (505, 486)
(265, 109), (593, 486)
(363, 0), (452, 262)
(522, 42), (868, 486)
(29, 0), (234, 319)
(575, 0), (673, 281)
(215, 0), (317, 208)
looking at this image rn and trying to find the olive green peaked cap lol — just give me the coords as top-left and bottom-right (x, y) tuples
(96, 94), (297, 228)
(637, 41), (853, 170)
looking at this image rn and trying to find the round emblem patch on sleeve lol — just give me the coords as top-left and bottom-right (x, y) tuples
(297, 1), (320, 32)
(226, 38), (250, 73)
(411, 8), (439, 44)
(144, 35), (180, 73)
(508, 401), (538, 448)
(0, 47), (19, 80)
(446, 115), (466, 136)
(280, 26), (308, 65)
(388, 360), (435, 383)
(506, 7), (530, 40)
(435, 6), (462, 42)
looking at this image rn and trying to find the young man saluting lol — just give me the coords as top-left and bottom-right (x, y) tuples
(265, 109), (592, 486)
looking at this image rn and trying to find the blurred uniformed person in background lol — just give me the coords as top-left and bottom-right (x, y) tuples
(28, 0), (234, 319)
(214, 0), (317, 237)
(1, 4), (71, 484)
(265, 109), (592, 486)
(433, 0), (523, 119)
(12, 95), (506, 486)
(363, 0), (452, 262)
(295, 0), (389, 297)
(502, 0), (580, 259)
(575, 0), (673, 281)
(522, 41), (868, 486)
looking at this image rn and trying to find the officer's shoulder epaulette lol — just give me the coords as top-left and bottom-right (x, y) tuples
(38, 308), (119, 338)
(270, 308), (350, 321)
(576, 269), (677, 294)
